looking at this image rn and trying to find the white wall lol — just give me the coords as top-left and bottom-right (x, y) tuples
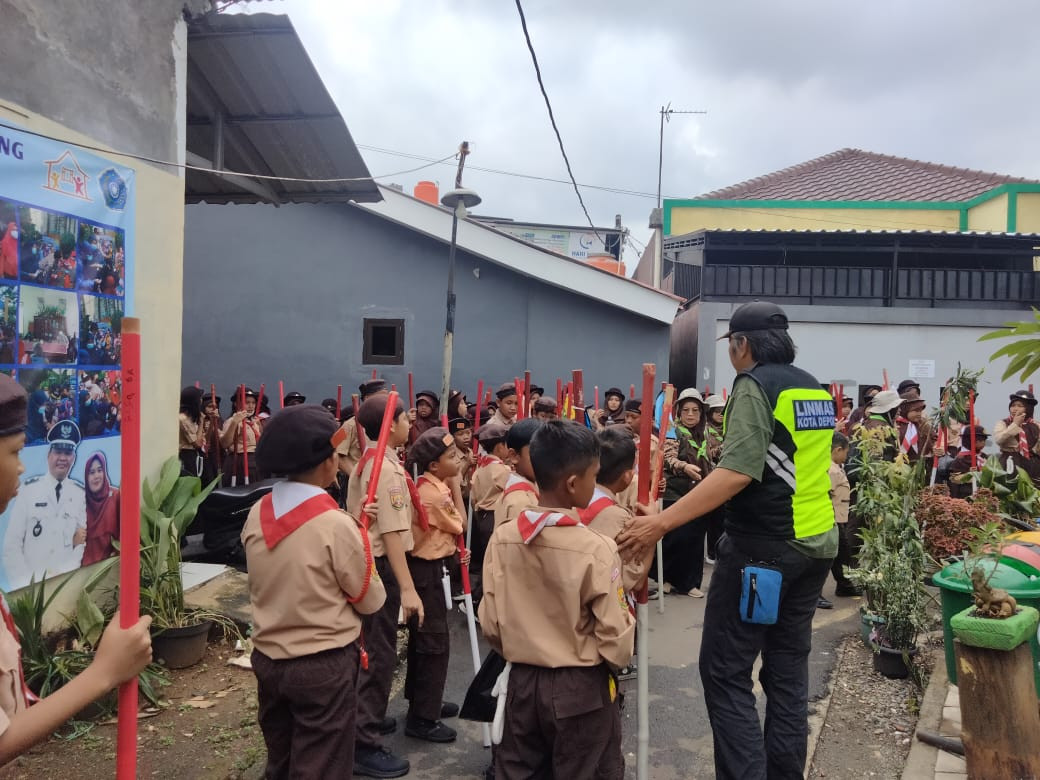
(712, 318), (1025, 430)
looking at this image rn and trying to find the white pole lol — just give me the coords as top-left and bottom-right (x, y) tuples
(462, 592), (492, 747)
(636, 600), (649, 780)
(656, 538), (665, 615)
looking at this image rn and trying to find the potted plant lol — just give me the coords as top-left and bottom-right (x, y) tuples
(139, 457), (232, 668)
(918, 486), (1004, 567)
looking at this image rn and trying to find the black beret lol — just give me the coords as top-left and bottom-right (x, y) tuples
(623, 399), (642, 413)
(415, 390), (439, 405)
(410, 427), (455, 471)
(256, 405), (339, 475)
(359, 379), (387, 399)
(604, 387), (625, 400)
(529, 385), (545, 395)
(0, 375), (27, 437)
(896, 379), (921, 394)
(496, 383), (517, 400)
(449, 417), (471, 433)
(284, 391), (306, 405)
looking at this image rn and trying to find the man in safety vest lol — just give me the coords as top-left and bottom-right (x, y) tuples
(619, 300), (837, 780)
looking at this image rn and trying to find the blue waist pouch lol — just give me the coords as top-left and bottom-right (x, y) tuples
(739, 563), (783, 625)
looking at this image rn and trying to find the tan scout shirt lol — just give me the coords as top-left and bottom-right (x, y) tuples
(336, 417), (363, 476)
(616, 433), (659, 510)
(488, 410), (515, 429)
(414, 474), (464, 560)
(470, 457), (511, 511)
(453, 446), (476, 499)
(241, 486), (387, 660)
(828, 462), (851, 525)
(0, 616), (28, 736)
(346, 450), (415, 557)
(479, 506), (635, 671)
(220, 415), (262, 454)
(493, 474), (539, 528)
(584, 486), (650, 593)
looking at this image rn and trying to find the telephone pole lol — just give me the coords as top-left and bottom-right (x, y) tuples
(653, 104), (706, 288)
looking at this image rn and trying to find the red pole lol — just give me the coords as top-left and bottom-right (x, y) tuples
(594, 385), (599, 411)
(363, 391), (401, 524)
(473, 380), (484, 454)
(524, 370), (532, 416)
(372, 369), (378, 380)
(408, 372), (415, 410)
(556, 378), (563, 406)
(722, 387), (728, 401)
(278, 380), (284, 409)
(210, 383), (221, 473)
(882, 369), (890, 390)
(572, 370), (584, 408)
(514, 378), (524, 419)
(194, 380), (200, 389)
(630, 383), (636, 400)
(239, 384), (249, 484)
(116, 318), (141, 780)
(336, 385), (342, 419)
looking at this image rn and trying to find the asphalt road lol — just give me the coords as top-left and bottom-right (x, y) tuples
(375, 567), (862, 779)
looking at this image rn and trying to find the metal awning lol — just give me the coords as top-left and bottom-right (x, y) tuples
(184, 13), (381, 205)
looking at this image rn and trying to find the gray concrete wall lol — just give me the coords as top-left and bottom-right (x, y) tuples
(181, 203), (669, 408)
(1, 0), (204, 162)
(689, 301), (1033, 428)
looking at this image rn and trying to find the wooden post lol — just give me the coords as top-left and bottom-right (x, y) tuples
(954, 640), (1040, 779)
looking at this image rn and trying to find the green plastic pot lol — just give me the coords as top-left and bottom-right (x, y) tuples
(951, 605), (1039, 652)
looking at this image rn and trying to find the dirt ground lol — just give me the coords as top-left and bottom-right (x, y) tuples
(0, 643), (265, 780)
(808, 635), (937, 780)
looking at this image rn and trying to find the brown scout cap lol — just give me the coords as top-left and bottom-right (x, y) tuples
(0, 374), (27, 437)
(410, 427), (455, 471)
(496, 383), (517, 400)
(477, 423), (509, 445)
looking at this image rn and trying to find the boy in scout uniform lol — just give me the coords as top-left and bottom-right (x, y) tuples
(469, 423), (511, 606)
(336, 379), (387, 479)
(346, 394), (420, 778)
(479, 420), (635, 779)
(493, 419), (541, 528)
(243, 405), (387, 777)
(488, 383), (518, 428)
(448, 417), (476, 505)
(2, 420), (86, 590)
(532, 397), (557, 420)
(406, 428), (468, 743)
(0, 374), (153, 765)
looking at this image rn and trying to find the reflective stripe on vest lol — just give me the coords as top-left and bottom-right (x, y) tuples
(771, 388), (836, 539)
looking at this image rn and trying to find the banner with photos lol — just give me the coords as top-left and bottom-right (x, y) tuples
(0, 123), (134, 590)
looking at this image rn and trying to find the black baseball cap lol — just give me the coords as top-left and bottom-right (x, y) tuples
(719, 301), (789, 340)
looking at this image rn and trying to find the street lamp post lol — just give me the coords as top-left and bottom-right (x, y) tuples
(439, 146), (481, 421)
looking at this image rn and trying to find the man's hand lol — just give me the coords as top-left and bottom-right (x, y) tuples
(401, 587), (425, 627)
(73, 526), (86, 547)
(617, 513), (667, 565)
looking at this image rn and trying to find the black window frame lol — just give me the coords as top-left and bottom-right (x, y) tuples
(363, 318), (405, 365)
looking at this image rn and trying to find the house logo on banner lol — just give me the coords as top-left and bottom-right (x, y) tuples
(43, 150), (92, 202)
(0, 122), (134, 592)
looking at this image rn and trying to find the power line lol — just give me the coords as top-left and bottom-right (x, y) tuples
(513, 0), (602, 241)
(0, 120), (454, 185)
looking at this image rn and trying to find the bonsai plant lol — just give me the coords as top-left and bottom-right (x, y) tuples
(918, 486), (1004, 565)
(138, 457), (234, 668)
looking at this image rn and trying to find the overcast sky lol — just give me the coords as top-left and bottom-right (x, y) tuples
(243, 0), (1040, 263)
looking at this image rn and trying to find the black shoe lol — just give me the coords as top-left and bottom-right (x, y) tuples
(353, 746), (410, 778)
(376, 716), (397, 735)
(816, 597), (834, 610)
(405, 716), (457, 743)
(835, 585), (863, 597)
(483, 763), (495, 780)
(440, 701), (459, 719)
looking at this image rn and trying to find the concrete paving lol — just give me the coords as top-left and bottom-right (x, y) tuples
(378, 566), (863, 779)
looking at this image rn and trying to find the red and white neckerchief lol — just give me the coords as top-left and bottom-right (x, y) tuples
(0, 593), (38, 708)
(356, 446), (429, 531)
(1006, 416), (1033, 459)
(579, 486), (616, 526)
(477, 454), (502, 469)
(517, 509), (583, 544)
(898, 417), (919, 454)
(259, 482), (339, 549)
(957, 447), (986, 471)
(502, 472), (539, 499)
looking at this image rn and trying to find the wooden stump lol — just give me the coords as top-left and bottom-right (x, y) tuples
(954, 639), (1040, 780)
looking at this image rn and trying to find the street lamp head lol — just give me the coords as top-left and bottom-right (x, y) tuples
(441, 188), (482, 215)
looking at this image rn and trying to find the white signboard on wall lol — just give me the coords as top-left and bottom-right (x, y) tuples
(908, 359), (936, 379)
(492, 224), (618, 260)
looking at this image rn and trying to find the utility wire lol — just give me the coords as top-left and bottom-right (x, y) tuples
(513, 0), (603, 241)
(0, 120), (454, 185)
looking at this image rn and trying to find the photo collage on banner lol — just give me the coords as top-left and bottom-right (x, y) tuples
(0, 126), (134, 591)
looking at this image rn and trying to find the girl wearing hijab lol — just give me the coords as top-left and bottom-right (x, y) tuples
(82, 452), (120, 566)
(408, 390), (440, 445)
(178, 386), (206, 477)
(596, 387), (626, 428)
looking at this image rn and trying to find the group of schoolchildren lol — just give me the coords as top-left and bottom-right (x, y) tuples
(233, 376), (663, 779)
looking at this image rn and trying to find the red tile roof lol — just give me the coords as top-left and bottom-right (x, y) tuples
(696, 148), (1038, 203)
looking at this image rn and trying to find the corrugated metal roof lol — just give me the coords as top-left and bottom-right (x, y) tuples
(694, 149), (1038, 203)
(185, 13), (380, 204)
(665, 227), (1040, 251)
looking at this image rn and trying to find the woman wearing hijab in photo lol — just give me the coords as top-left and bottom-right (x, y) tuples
(82, 451), (120, 566)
